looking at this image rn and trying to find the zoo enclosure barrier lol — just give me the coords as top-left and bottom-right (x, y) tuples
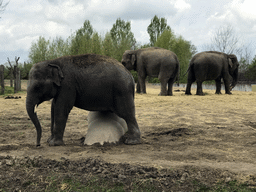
(175, 83), (252, 92)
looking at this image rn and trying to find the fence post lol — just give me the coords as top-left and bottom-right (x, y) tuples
(0, 65), (4, 95)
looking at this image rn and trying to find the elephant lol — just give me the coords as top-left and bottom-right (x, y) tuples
(185, 51), (239, 95)
(26, 54), (141, 146)
(121, 47), (180, 96)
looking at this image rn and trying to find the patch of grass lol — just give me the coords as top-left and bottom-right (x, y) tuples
(193, 180), (255, 192)
(0, 86), (14, 95)
(132, 179), (158, 191)
(43, 175), (159, 192)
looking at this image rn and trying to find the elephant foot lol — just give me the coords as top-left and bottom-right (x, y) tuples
(158, 93), (167, 96)
(215, 92), (222, 94)
(225, 92), (232, 95)
(196, 93), (205, 96)
(185, 92), (192, 95)
(121, 133), (141, 145)
(48, 137), (65, 146)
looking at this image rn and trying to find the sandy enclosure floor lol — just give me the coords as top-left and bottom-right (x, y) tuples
(0, 81), (256, 184)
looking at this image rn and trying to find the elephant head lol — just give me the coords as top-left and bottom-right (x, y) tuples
(121, 50), (136, 70)
(227, 54), (239, 90)
(26, 62), (64, 146)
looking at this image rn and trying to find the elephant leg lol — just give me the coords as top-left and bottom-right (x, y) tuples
(48, 96), (74, 146)
(159, 79), (168, 96)
(47, 99), (55, 143)
(114, 95), (141, 145)
(196, 81), (204, 95)
(185, 72), (195, 95)
(136, 82), (141, 93)
(223, 75), (232, 94)
(185, 82), (192, 95)
(138, 75), (146, 94)
(167, 77), (176, 96)
(215, 78), (222, 94)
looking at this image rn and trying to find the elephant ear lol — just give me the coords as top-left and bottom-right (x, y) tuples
(131, 54), (136, 66)
(48, 64), (64, 86)
(228, 54), (238, 69)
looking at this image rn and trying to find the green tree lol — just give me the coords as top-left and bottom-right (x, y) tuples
(110, 18), (136, 61)
(70, 20), (94, 55)
(154, 29), (175, 50)
(147, 15), (171, 46)
(102, 32), (114, 57)
(172, 36), (197, 82)
(245, 55), (256, 81)
(28, 36), (50, 64)
(91, 32), (102, 55)
(47, 36), (71, 60)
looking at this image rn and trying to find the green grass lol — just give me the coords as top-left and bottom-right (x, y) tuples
(193, 180), (255, 192)
(0, 86), (14, 95)
(0, 86), (25, 96)
(43, 175), (158, 192)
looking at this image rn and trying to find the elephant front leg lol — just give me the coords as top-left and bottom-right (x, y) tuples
(48, 99), (73, 146)
(215, 78), (222, 94)
(223, 75), (232, 94)
(48, 115), (67, 146)
(47, 99), (55, 143)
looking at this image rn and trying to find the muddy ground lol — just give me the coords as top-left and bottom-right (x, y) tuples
(0, 81), (256, 191)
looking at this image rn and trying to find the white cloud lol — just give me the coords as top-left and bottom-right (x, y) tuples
(0, 0), (256, 63)
(173, 0), (191, 12)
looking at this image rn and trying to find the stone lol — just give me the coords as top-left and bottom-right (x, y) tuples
(84, 111), (128, 145)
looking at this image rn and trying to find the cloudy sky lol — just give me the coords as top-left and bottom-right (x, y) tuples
(0, 0), (256, 64)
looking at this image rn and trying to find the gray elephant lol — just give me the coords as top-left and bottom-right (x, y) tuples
(185, 51), (239, 95)
(26, 54), (141, 146)
(121, 47), (180, 96)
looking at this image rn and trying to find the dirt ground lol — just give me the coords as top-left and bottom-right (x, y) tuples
(0, 81), (256, 191)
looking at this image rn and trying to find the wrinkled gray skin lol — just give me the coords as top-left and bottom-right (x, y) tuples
(26, 54), (141, 146)
(185, 51), (239, 95)
(121, 47), (180, 96)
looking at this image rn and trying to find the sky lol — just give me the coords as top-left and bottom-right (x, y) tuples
(0, 0), (256, 64)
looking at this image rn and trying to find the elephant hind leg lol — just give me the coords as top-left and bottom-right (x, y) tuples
(113, 95), (141, 144)
(196, 81), (205, 95)
(167, 77), (176, 96)
(158, 73), (169, 96)
(185, 72), (195, 95)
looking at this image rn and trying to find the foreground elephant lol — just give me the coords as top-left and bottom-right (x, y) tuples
(26, 54), (141, 146)
(121, 47), (180, 96)
(185, 51), (239, 95)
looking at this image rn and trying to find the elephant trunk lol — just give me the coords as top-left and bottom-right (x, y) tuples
(230, 68), (238, 91)
(26, 95), (42, 146)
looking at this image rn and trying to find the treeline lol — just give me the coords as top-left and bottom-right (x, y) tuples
(28, 16), (196, 83)
(20, 15), (256, 83)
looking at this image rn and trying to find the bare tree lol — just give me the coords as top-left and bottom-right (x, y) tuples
(205, 25), (241, 55)
(0, 0), (9, 17)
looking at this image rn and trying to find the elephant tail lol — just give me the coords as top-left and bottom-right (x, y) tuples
(183, 62), (193, 77)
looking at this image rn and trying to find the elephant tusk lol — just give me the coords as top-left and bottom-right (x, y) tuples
(34, 105), (38, 114)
